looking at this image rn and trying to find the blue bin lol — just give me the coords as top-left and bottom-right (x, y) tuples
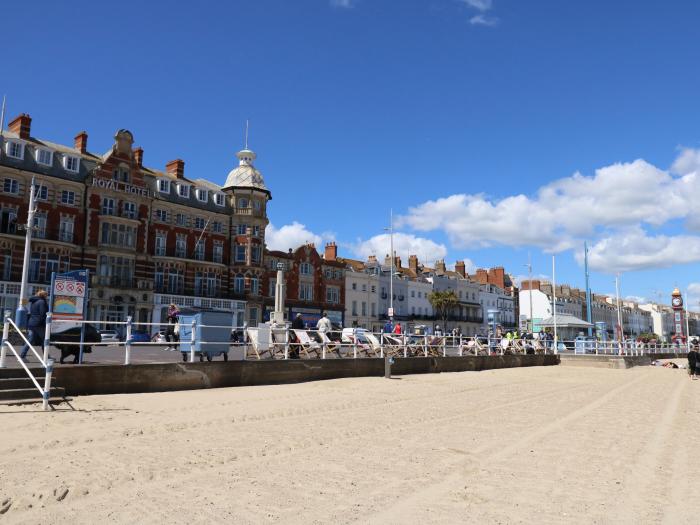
(179, 311), (234, 361)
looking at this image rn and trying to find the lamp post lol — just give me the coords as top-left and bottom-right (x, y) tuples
(384, 209), (394, 322)
(16, 177), (37, 327)
(615, 274), (624, 352)
(525, 253), (533, 333)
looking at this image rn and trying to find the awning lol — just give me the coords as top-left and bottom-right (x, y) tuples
(538, 314), (593, 328)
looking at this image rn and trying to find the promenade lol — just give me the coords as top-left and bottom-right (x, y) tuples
(1, 364), (698, 524)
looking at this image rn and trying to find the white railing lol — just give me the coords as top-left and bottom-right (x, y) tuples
(0, 316), (55, 410)
(33, 315), (695, 367)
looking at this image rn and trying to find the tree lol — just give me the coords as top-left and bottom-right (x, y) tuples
(428, 290), (459, 330)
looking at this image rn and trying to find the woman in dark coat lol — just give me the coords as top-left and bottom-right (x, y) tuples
(688, 341), (699, 380)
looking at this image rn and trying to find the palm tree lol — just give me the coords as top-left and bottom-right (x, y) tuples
(428, 290), (459, 331)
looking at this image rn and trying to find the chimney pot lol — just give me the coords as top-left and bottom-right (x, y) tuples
(324, 242), (337, 261)
(74, 131), (88, 153)
(8, 113), (31, 140)
(165, 159), (185, 179)
(133, 147), (143, 167)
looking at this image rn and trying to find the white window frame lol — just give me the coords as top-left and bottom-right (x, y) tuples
(196, 188), (208, 202)
(6, 141), (24, 160)
(36, 148), (53, 166)
(3, 178), (19, 195)
(34, 184), (48, 201)
(155, 232), (167, 256)
(63, 155), (79, 172)
(194, 217), (206, 230)
(102, 197), (115, 216)
(157, 179), (170, 193)
(177, 184), (190, 198)
(60, 190), (76, 205)
(214, 193), (225, 207)
(155, 209), (168, 222)
(59, 216), (75, 243)
(123, 201), (136, 219)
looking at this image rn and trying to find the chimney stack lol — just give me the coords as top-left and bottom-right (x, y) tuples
(8, 114), (31, 140)
(74, 131), (88, 153)
(487, 267), (505, 289)
(435, 260), (446, 273)
(455, 261), (466, 278)
(394, 256), (401, 269)
(165, 159), (185, 179)
(324, 242), (337, 261)
(408, 255), (419, 273)
(368, 255), (378, 263)
(475, 268), (488, 284)
(133, 147), (144, 167)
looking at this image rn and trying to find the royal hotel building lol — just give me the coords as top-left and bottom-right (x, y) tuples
(0, 113), (273, 328)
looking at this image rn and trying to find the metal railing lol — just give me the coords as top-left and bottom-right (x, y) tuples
(0, 315), (55, 410)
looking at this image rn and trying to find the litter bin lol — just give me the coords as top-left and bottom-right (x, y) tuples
(179, 311), (234, 362)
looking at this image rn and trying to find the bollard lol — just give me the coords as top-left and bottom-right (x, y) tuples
(43, 358), (54, 411)
(124, 316), (133, 365)
(43, 312), (52, 364)
(0, 316), (9, 368)
(190, 319), (196, 363)
(284, 327), (289, 360)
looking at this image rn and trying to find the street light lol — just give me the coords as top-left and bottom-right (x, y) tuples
(384, 209), (394, 321)
(16, 177), (37, 327)
(524, 253), (533, 333)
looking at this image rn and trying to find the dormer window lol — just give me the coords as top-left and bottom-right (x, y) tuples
(157, 179), (170, 193)
(196, 188), (208, 202)
(214, 193), (225, 206)
(64, 156), (79, 172)
(36, 148), (53, 166)
(6, 141), (24, 160)
(177, 184), (190, 198)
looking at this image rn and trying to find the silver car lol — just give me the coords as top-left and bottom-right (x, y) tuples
(99, 330), (119, 343)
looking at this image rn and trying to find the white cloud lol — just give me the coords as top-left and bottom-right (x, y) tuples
(470, 14), (499, 26)
(581, 227), (700, 273)
(330, 0), (355, 8)
(461, 0), (493, 11)
(352, 232), (448, 265)
(687, 283), (700, 312)
(399, 152), (700, 270)
(266, 222), (333, 252)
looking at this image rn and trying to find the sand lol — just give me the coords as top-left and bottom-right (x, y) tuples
(1, 364), (699, 524)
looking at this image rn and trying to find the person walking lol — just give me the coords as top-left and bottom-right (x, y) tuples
(20, 290), (49, 361)
(383, 320), (393, 333)
(316, 312), (332, 336)
(393, 322), (402, 335)
(688, 342), (699, 380)
(164, 303), (180, 351)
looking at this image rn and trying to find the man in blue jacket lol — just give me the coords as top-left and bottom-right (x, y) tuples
(20, 290), (49, 361)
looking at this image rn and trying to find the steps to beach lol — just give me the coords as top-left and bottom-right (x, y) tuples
(0, 368), (67, 406)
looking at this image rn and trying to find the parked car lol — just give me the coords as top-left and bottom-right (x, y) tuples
(99, 330), (119, 343)
(129, 331), (151, 343)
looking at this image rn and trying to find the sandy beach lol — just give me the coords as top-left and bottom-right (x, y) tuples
(1, 364), (699, 524)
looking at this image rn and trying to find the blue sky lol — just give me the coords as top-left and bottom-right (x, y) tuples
(4, 0), (700, 307)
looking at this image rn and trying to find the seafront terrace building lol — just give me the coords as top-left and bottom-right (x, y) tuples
(0, 112), (274, 328)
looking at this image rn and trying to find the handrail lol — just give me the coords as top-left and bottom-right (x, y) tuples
(3, 342), (43, 393)
(6, 318), (46, 367)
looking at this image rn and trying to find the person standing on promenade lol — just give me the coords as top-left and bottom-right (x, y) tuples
(20, 290), (49, 361)
(688, 341), (699, 380)
(164, 303), (180, 351)
(383, 320), (393, 333)
(393, 323), (402, 335)
(291, 313), (305, 330)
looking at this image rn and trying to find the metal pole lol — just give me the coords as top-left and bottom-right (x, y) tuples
(124, 316), (132, 365)
(389, 209), (394, 322)
(16, 178), (37, 326)
(353, 328), (358, 358)
(527, 253), (533, 333)
(43, 312), (52, 364)
(190, 319), (196, 363)
(615, 274), (624, 354)
(284, 327), (289, 359)
(0, 316), (9, 368)
(42, 358), (54, 411)
(685, 290), (691, 352)
(0, 95), (6, 137)
(552, 255), (558, 355)
(584, 241), (593, 337)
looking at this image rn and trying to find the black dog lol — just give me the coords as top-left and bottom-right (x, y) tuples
(53, 325), (101, 364)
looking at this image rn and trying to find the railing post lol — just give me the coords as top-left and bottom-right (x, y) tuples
(43, 312), (52, 364)
(403, 334), (407, 358)
(124, 316), (132, 365)
(353, 329), (358, 359)
(424, 335), (428, 357)
(284, 327), (289, 360)
(380, 333), (384, 358)
(443, 336), (447, 357)
(42, 357), (54, 411)
(190, 319), (196, 363)
(322, 332), (327, 359)
(0, 316), (9, 368)
(459, 335), (463, 357)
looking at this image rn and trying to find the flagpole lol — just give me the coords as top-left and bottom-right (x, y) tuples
(0, 95), (6, 137)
